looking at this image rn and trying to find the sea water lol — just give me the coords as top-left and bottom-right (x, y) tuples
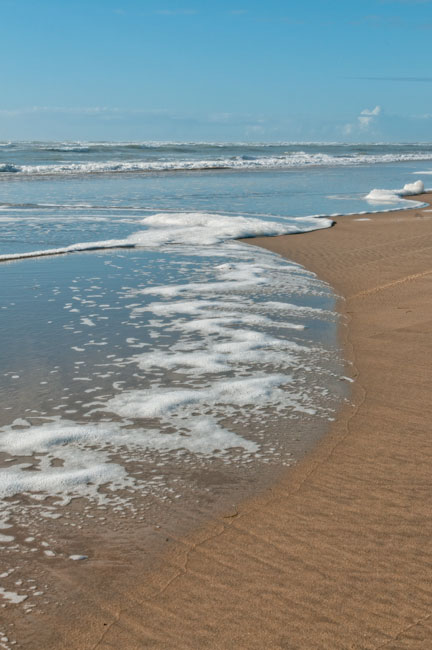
(0, 142), (431, 571)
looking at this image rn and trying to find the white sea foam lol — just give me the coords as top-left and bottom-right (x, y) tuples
(0, 414), (258, 505)
(129, 285), (317, 381)
(0, 587), (28, 604)
(0, 416), (253, 457)
(0, 457), (129, 503)
(262, 301), (328, 315)
(111, 255), (330, 453)
(104, 375), (309, 419)
(142, 299), (241, 317)
(0, 212), (332, 262)
(401, 180), (425, 195)
(365, 179), (425, 202)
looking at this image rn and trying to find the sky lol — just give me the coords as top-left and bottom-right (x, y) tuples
(1, 0), (432, 142)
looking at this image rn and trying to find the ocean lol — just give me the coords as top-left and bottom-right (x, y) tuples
(0, 141), (431, 605)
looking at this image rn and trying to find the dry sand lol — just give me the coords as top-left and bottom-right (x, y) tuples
(15, 194), (432, 648)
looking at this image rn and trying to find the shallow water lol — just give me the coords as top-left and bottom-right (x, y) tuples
(0, 242), (343, 503)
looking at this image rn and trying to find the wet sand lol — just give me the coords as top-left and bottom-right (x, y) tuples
(12, 193), (432, 648)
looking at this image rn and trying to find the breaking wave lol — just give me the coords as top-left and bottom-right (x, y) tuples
(2, 151), (432, 176)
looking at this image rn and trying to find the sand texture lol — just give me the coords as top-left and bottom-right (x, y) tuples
(16, 194), (432, 649)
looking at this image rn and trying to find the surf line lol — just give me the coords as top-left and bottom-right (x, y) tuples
(0, 243), (136, 263)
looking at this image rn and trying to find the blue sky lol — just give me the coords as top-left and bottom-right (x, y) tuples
(1, 0), (432, 141)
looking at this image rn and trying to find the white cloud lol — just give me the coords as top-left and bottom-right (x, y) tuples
(360, 105), (381, 116)
(358, 115), (373, 127)
(358, 105), (381, 128)
(344, 105), (381, 134)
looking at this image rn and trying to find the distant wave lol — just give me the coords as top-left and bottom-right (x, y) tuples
(0, 163), (21, 173)
(2, 151), (432, 176)
(0, 140), (368, 150)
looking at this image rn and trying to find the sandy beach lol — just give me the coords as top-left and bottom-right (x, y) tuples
(9, 192), (432, 648)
